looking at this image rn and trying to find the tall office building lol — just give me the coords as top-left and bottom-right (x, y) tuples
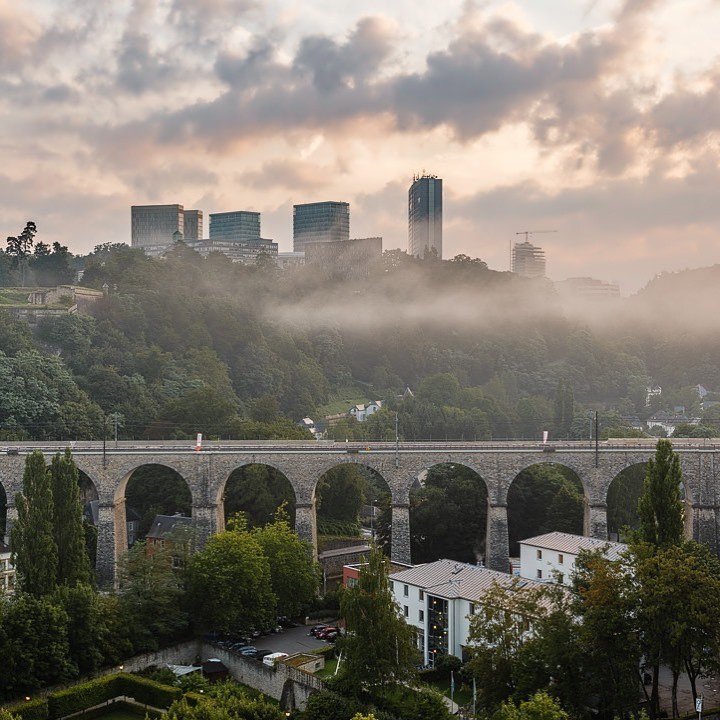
(512, 241), (546, 278)
(209, 211), (261, 242)
(408, 175), (442, 259)
(183, 210), (203, 241)
(131, 204), (185, 248)
(293, 202), (350, 252)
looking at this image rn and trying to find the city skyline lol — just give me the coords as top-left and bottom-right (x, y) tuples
(2, 1), (719, 290)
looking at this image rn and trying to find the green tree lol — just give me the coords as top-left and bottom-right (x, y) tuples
(50, 450), (91, 586)
(188, 520), (275, 633)
(340, 545), (417, 691)
(11, 451), (58, 596)
(638, 439), (684, 547)
(317, 465), (365, 525)
(54, 583), (105, 673)
(553, 382), (574, 439)
(252, 507), (319, 617)
(116, 541), (188, 651)
(493, 692), (570, 720)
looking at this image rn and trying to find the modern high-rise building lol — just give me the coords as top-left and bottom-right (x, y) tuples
(209, 211), (261, 242)
(183, 209), (203, 241)
(131, 204), (185, 249)
(512, 241), (546, 278)
(408, 175), (442, 259)
(293, 202), (350, 252)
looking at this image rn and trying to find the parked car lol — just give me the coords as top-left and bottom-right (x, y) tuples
(309, 625), (328, 637)
(240, 646), (257, 656)
(263, 652), (289, 667)
(316, 626), (339, 639)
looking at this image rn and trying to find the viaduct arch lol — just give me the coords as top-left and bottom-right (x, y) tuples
(0, 441), (716, 586)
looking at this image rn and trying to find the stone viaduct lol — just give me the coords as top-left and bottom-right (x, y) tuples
(0, 440), (718, 587)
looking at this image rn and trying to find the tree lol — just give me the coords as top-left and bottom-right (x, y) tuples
(11, 451), (57, 596)
(317, 465), (365, 525)
(493, 692), (570, 720)
(553, 382), (574, 439)
(252, 507), (319, 617)
(50, 450), (91, 586)
(638, 439), (684, 547)
(188, 520), (276, 634)
(116, 541), (188, 651)
(6, 221), (36, 258)
(340, 545), (417, 691)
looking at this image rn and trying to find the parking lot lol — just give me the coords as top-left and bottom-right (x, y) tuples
(239, 623), (337, 657)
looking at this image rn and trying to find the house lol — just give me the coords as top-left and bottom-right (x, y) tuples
(348, 400), (383, 423)
(84, 501), (141, 547)
(646, 411), (698, 436)
(0, 543), (16, 594)
(518, 532), (627, 587)
(298, 418), (320, 436)
(389, 559), (548, 667)
(145, 514), (192, 565)
(202, 659), (230, 683)
(343, 559), (413, 589)
(646, 385), (662, 406)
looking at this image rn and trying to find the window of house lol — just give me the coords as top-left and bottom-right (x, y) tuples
(403, 584), (409, 597)
(419, 609), (424, 622)
(404, 605), (409, 617)
(558, 553), (564, 564)
(469, 602), (475, 615)
(537, 549), (542, 560)
(557, 573), (564, 584)
(537, 569), (543, 579)
(419, 589), (424, 601)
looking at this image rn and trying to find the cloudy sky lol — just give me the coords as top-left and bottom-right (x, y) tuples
(2, 0), (719, 291)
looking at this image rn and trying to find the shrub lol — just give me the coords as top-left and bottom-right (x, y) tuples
(116, 674), (182, 708)
(48, 675), (121, 718)
(3, 699), (49, 720)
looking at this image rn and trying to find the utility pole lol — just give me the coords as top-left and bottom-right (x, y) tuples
(594, 411), (599, 468)
(102, 415), (108, 469)
(395, 412), (400, 468)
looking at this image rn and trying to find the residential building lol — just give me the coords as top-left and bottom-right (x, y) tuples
(186, 238), (278, 264)
(84, 501), (141, 547)
(276, 251), (305, 269)
(0, 543), (16, 594)
(646, 411), (698, 436)
(555, 277), (620, 300)
(293, 202), (350, 252)
(646, 385), (662, 406)
(209, 211), (261, 242)
(145, 514), (192, 565)
(304, 236), (382, 279)
(343, 560), (413, 589)
(389, 559), (547, 666)
(348, 400), (383, 422)
(183, 210), (203, 241)
(512, 241), (546, 278)
(408, 174), (443, 259)
(519, 532), (627, 587)
(131, 204), (185, 249)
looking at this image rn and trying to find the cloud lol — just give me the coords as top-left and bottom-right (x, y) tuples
(243, 159), (334, 191)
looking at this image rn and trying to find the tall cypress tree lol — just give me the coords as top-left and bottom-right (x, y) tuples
(11, 450), (58, 595)
(638, 439), (684, 547)
(51, 449), (91, 586)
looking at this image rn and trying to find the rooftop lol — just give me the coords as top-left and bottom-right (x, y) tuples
(519, 531), (627, 560)
(146, 513), (192, 540)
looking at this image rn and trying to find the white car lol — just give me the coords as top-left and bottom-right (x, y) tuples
(262, 652), (289, 667)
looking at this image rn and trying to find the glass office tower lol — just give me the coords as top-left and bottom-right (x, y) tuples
(408, 175), (443, 259)
(293, 201), (350, 252)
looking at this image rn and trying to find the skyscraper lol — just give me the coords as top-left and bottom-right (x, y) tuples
(209, 211), (261, 242)
(512, 241), (546, 278)
(183, 209), (203, 241)
(131, 204), (184, 248)
(293, 202), (350, 252)
(408, 175), (442, 259)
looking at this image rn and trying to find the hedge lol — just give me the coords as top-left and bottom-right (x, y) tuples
(311, 645), (337, 660)
(115, 674), (182, 709)
(4, 698), (49, 720)
(48, 675), (122, 718)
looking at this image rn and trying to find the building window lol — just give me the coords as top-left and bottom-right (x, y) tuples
(404, 605), (409, 617)
(557, 573), (564, 584)
(419, 589), (424, 601)
(469, 602), (475, 615)
(537, 549), (542, 560)
(419, 609), (424, 622)
(558, 553), (564, 565)
(390, 581), (394, 591)
(403, 584), (409, 597)
(537, 569), (543, 579)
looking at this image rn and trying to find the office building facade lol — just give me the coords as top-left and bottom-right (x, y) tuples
(304, 236), (382, 279)
(131, 204), (185, 249)
(187, 238), (278, 264)
(408, 175), (443, 259)
(209, 211), (261, 243)
(512, 241), (546, 278)
(183, 210), (203, 241)
(293, 202), (350, 252)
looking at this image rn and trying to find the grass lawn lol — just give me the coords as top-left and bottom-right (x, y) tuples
(316, 658), (339, 679)
(316, 385), (372, 417)
(426, 677), (473, 706)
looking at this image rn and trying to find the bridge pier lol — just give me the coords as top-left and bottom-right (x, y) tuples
(485, 503), (510, 572)
(4, 504), (18, 545)
(96, 502), (118, 589)
(191, 504), (219, 551)
(391, 504), (411, 564)
(295, 502), (317, 559)
(584, 503), (608, 540)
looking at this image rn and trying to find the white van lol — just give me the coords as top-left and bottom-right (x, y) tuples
(263, 652), (288, 667)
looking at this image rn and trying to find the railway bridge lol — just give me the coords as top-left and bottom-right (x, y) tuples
(0, 439), (718, 587)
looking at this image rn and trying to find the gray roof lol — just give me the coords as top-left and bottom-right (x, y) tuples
(519, 532), (626, 560)
(146, 514), (191, 540)
(319, 545), (371, 559)
(389, 559), (546, 603)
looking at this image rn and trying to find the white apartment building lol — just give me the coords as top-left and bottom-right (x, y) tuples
(389, 559), (545, 667)
(0, 543), (16, 594)
(519, 532), (627, 587)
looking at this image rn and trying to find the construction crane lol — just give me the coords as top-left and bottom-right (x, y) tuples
(510, 230), (557, 271)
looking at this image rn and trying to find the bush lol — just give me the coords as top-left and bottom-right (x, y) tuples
(48, 675), (121, 718)
(316, 519), (361, 537)
(311, 645), (337, 659)
(116, 674), (182, 708)
(3, 699), (49, 720)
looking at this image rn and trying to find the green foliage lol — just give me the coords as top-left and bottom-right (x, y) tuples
(638, 439), (685, 547)
(493, 692), (570, 720)
(223, 465), (295, 528)
(317, 465), (365, 525)
(11, 451), (58, 596)
(50, 450), (91, 586)
(607, 464), (645, 538)
(166, 681), (283, 720)
(188, 521), (276, 633)
(252, 508), (319, 617)
(340, 546), (418, 691)
(47, 674), (123, 718)
(3, 699), (48, 720)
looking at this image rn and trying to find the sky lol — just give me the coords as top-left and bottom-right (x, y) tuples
(1, 0), (719, 292)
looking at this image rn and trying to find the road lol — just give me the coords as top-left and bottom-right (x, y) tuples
(247, 624), (335, 657)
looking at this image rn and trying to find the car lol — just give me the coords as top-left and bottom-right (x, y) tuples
(272, 625), (283, 634)
(316, 626), (339, 639)
(324, 631), (339, 642)
(263, 652), (289, 667)
(240, 646), (257, 656)
(231, 642), (250, 651)
(251, 629), (261, 638)
(309, 625), (328, 636)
